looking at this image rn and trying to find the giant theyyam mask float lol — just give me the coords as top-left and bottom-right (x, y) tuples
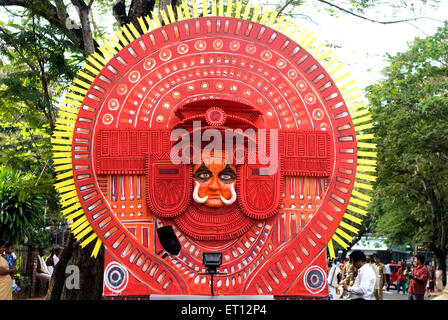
(52, 0), (376, 298)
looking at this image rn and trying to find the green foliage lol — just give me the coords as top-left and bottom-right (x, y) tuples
(367, 22), (448, 252)
(0, 166), (46, 244)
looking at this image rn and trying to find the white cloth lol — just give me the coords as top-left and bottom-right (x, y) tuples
(37, 255), (50, 275)
(385, 264), (390, 274)
(46, 255), (60, 275)
(327, 265), (340, 300)
(347, 263), (376, 300)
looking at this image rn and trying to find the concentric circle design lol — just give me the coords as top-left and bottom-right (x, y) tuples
(205, 107), (227, 126)
(304, 266), (327, 294)
(104, 262), (129, 293)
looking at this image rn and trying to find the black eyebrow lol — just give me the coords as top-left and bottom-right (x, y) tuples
(219, 165), (236, 176)
(193, 162), (212, 177)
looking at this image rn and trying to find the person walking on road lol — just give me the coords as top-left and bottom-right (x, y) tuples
(435, 266), (444, 292)
(384, 262), (391, 291)
(340, 250), (376, 300)
(396, 263), (407, 295)
(373, 256), (386, 300)
(327, 260), (340, 300)
(0, 240), (17, 300)
(408, 254), (429, 300)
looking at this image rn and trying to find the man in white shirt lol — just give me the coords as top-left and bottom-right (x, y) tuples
(384, 262), (391, 291)
(341, 250), (376, 300)
(327, 261), (340, 300)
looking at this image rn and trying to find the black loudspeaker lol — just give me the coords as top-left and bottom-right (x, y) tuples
(156, 226), (181, 255)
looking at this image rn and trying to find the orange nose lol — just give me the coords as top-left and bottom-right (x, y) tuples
(208, 175), (220, 191)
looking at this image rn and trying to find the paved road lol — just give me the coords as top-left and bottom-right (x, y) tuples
(336, 287), (433, 300)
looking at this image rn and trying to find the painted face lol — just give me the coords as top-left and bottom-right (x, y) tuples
(192, 153), (237, 208)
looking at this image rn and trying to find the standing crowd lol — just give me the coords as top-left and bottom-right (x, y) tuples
(0, 239), (61, 300)
(327, 250), (444, 300)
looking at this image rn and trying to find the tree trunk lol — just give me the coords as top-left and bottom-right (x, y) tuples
(46, 233), (105, 300)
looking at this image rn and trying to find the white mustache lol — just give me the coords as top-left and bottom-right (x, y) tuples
(193, 181), (208, 203)
(192, 181), (237, 206)
(220, 183), (237, 205)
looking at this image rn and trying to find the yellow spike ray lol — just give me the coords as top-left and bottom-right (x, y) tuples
(259, 10), (270, 24)
(109, 35), (124, 51)
(294, 29), (307, 43)
(343, 213), (363, 225)
(121, 25), (135, 42)
(56, 118), (76, 126)
(348, 101), (367, 112)
(347, 204), (368, 216)
(92, 52), (108, 65)
(182, 1), (191, 19)
(252, 5), (262, 22)
(192, 0), (199, 17)
(59, 104), (78, 113)
(354, 123), (374, 132)
(328, 63), (344, 75)
(59, 190), (77, 202)
(80, 233), (97, 248)
(66, 92), (85, 102)
(339, 79), (357, 91)
(356, 173), (376, 182)
(61, 202), (81, 215)
(352, 115), (372, 125)
(211, 0), (217, 15)
(64, 98), (82, 108)
(327, 240), (336, 259)
(218, 0), (224, 16)
(56, 171), (73, 182)
(235, 0), (243, 18)
(176, 5), (184, 21)
(53, 145), (72, 152)
(128, 22), (141, 38)
(65, 209), (85, 221)
(54, 163), (73, 172)
(287, 24), (300, 38)
(317, 49), (334, 63)
(226, 0), (233, 17)
(336, 228), (354, 242)
(267, 11), (278, 27)
(57, 110), (77, 120)
(61, 198), (81, 211)
(83, 63), (100, 76)
(303, 36), (317, 50)
(351, 108), (369, 119)
(74, 226), (93, 240)
(53, 157), (72, 165)
(77, 70), (95, 83)
(273, 15), (286, 30)
(298, 30), (312, 45)
(333, 72), (350, 84)
(151, 11), (162, 28)
(332, 234), (349, 250)
(53, 125), (73, 134)
(114, 30), (129, 46)
(281, 18), (293, 34)
(202, 0), (208, 16)
(349, 197), (369, 208)
(354, 181), (373, 191)
(75, 227), (93, 241)
(53, 131), (72, 139)
(86, 56), (103, 70)
(52, 137), (73, 145)
(144, 15), (156, 30)
(58, 184), (77, 194)
(68, 85), (87, 96)
(357, 165), (376, 173)
(311, 42), (325, 56)
(357, 158), (376, 166)
(160, 9), (170, 25)
(70, 215), (87, 230)
(91, 238), (103, 258)
(137, 17), (148, 34)
(357, 142), (376, 149)
(52, 152), (72, 159)
(341, 85), (360, 97)
(73, 78), (91, 89)
(345, 93), (363, 103)
(242, 2), (252, 20)
(339, 221), (360, 234)
(71, 221), (89, 236)
(358, 150), (377, 158)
